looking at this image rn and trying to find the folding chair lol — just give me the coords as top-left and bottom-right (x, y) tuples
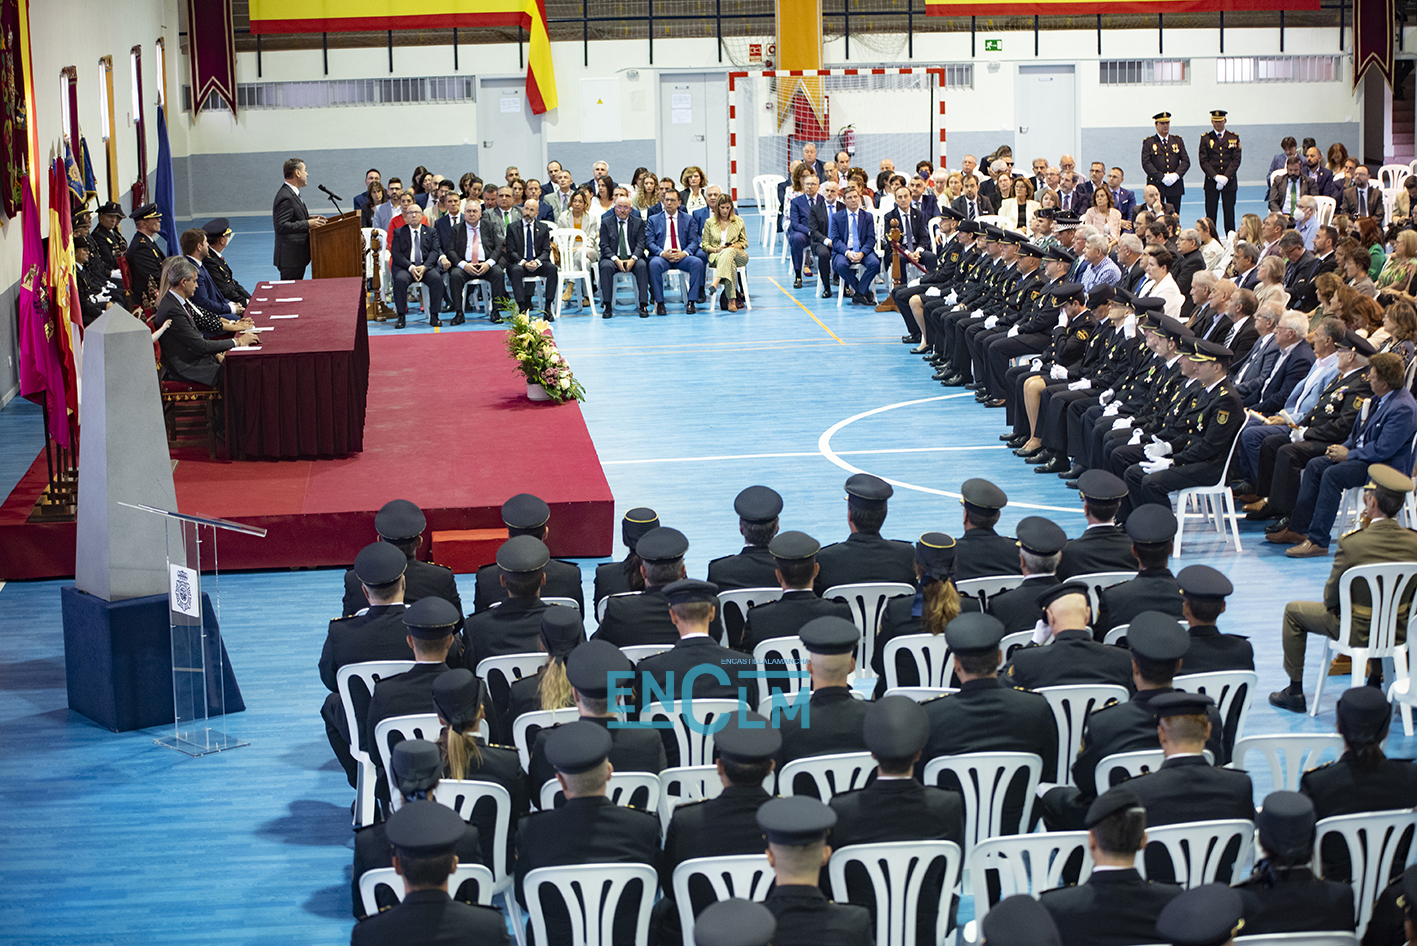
(522, 863), (658, 946)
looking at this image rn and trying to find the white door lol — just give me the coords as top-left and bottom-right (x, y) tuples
(657, 73), (729, 196)
(1014, 65), (1077, 170)
(477, 78), (545, 184)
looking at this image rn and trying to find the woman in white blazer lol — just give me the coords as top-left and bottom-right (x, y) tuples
(996, 177), (1041, 234)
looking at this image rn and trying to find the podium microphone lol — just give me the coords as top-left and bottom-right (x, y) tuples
(318, 184), (345, 215)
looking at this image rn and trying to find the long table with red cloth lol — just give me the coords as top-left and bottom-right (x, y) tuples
(223, 277), (369, 459)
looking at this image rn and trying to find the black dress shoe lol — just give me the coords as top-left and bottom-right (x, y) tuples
(1061, 465), (1086, 479)
(975, 392), (992, 403)
(429, 316), (442, 327)
(931, 371), (951, 381)
(985, 398), (1006, 408)
(822, 288), (833, 299)
(639, 306), (650, 318)
(794, 276), (803, 289)
(685, 302), (697, 314)
(854, 293), (874, 306)
(1000, 432), (1022, 442)
(1025, 449), (1055, 465)
(903, 335), (921, 344)
(1062, 479), (1080, 489)
(489, 315), (503, 324)
(394, 316), (406, 329)
(964, 383), (985, 392)
(698, 290), (707, 304)
(655, 302), (667, 315)
(602, 312), (614, 319)
(1268, 688), (1307, 713)
(1035, 456), (1070, 474)
(1014, 443), (1044, 458)
(910, 344), (931, 355)
(1265, 516), (1291, 535)
(450, 314), (465, 326)
(939, 374), (964, 386)
(1006, 435), (1029, 449)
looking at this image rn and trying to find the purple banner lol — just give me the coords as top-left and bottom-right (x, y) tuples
(188, 0), (237, 116)
(1353, 0), (1395, 89)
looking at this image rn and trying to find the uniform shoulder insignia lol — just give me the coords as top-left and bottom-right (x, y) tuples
(428, 561), (454, 572)
(331, 613), (359, 623)
(707, 553), (733, 565)
(1306, 760), (1337, 773)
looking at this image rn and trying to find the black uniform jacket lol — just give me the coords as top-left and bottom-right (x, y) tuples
(1002, 629), (1135, 692)
(342, 556), (464, 624)
(812, 532), (916, 595)
(473, 559), (584, 613)
(1040, 868), (1182, 946)
(743, 591), (854, 654)
(1056, 526), (1136, 580)
(763, 885), (874, 946)
(351, 888), (510, 946)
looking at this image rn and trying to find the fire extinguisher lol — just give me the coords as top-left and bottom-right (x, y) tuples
(839, 125), (856, 156)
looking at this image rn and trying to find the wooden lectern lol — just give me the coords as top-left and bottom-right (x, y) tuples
(309, 212), (363, 279)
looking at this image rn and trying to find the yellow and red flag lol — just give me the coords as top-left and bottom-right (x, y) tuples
(249, 0), (557, 113)
(47, 157), (82, 428)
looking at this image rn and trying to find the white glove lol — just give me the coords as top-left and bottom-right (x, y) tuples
(1007, 325), (1020, 337)
(1030, 618), (1051, 645)
(1141, 457), (1174, 474)
(1109, 414), (1132, 429)
(1030, 357), (1044, 372)
(972, 308), (986, 319)
(1051, 364), (1069, 380)
(1144, 440), (1173, 460)
(1213, 175), (1228, 189)
(926, 287), (941, 297)
(945, 291), (958, 305)
(1128, 428), (1144, 446)
(1162, 172), (1179, 186)
(1057, 313), (1068, 328)
(984, 315), (1000, 329)
(111, 269), (122, 279)
(1290, 426), (1307, 443)
(1099, 388), (1115, 405)
(1068, 379), (1091, 391)
(908, 278), (921, 288)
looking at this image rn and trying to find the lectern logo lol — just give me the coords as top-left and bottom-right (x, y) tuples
(168, 563), (202, 618)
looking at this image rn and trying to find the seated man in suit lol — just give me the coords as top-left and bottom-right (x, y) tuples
(950, 173), (993, 221)
(1268, 154), (1315, 216)
(829, 185), (881, 306)
(389, 199), (445, 329)
(646, 189), (705, 315)
(598, 195), (650, 318)
(436, 198), (506, 325)
(502, 199), (558, 317)
(1339, 165), (1384, 224)
(154, 258), (260, 386)
(883, 184), (935, 283)
(1105, 167), (1137, 224)
(788, 174), (832, 294)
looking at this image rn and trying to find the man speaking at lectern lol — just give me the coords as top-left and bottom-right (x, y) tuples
(273, 157), (327, 280)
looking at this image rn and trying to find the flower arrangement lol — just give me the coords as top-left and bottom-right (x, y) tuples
(504, 310), (586, 404)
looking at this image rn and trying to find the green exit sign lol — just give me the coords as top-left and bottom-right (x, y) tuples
(984, 38), (1002, 51)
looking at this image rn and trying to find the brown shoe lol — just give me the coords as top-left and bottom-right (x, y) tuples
(1233, 493), (1261, 505)
(1286, 539), (1331, 558)
(1265, 529), (1306, 545)
(1241, 499), (1268, 513)
(1328, 655), (1352, 675)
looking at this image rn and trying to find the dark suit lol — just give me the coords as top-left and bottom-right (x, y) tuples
(473, 559), (583, 614)
(153, 291), (236, 387)
(636, 635), (752, 708)
(341, 557), (463, 622)
(390, 223), (445, 317)
(1095, 568), (1183, 634)
(1040, 869), (1182, 946)
(593, 558), (636, 604)
(1232, 333), (1281, 402)
(436, 214), (507, 312)
(595, 586), (726, 648)
(599, 213), (650, 310)
(1268, 174), (1316, 214)
(775, 687), (872, 786)
(765, 886), (873, 946)
(464, 597), (550, 670)
(883, 204), (936, 276)
(789, 193), (833, 286)
(352, 821), (485, 919)
(744, 591), (855, 655)
(987, 574), (1060, 634)
(813, 533), (916, 595)
(1181, 625), (1254, 673)
(1002, 629), (1135, 691)
(204, 249), (249, 306)
(351, 888), (510, 946)
(828, 207), (880, 296)
(187, 255), (235, 316)
(124, 231), (164, 309)
(272, 182), (314, 280)
(954, 527), (1022, 581)
(950, 194), (994, 221)
(646, 210), (705, 303)
(1125, 754), (1255, 826)
(1057, 188), (1090, 217)
(707, 545), (778, 592)
(363, 662), (449, 769)
(319, 604), (414, 786)
(1340, 184), (1385, 224)
(501, 217), (558, 310)
(527, 715), (667, 797)
(1057, 526), (1135, 580)
(1233, 868), (1355, 936)
(514, 795), (661, 946)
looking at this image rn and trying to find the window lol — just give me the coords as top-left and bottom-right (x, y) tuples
(940, 64), (973, 90)
(99, 56), (118, 200)
(181, 76), (478, 111)
(1216, 56), (1342, 83)
(1099, 60), (1189, 86)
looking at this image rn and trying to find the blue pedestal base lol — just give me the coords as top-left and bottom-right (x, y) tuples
(61, 586), (245, 733)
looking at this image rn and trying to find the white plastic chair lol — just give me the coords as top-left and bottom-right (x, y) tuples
(621, 643), (674, 663)
(551, 227), (597, 317)
(1140, 819), (1256, 888)
(597, 591), (640, 623)
(827, 840), (964, 946)
(1235, 934), (1358, 946)
(432, 779), (514, 891)
(1036, 685), (1130, 785)
(359, 862), (496, 916)
(337, 659), (416, 827)
(1228, 734), (1345, 794)
(883, 686), (958, 702)
(923, 751), (1043, 859)
(1316, 808), (1417, 937)
(757, 688), (814, 721)
(1094, 748), (1218, 793)
(513, 707), (581, 771)
(1390, 644), (1417, 736)
(1379, 164), (1411, 195)
(955, 575), (1025, 610)
(1310, 561), (1417, 717)
(975, 214), (1001, 230)
(753, 635), (809, 700)
(641, 699), (740, 768)
(672, 855), (775, 946)
(716, 587), (783, 630)
(476, 652), (550, 706)
(543, 596), (582, 613)
(520, 275), (555, 319)
(374, 712), (441, 803)
(660, 269), (693, 308)
(707, 266), (753, 311)
(1336, 433), (1417, 534)
(836, 261), (882, 306)
(538, 772), (662, 812)
(1270, 168), (1289, 186)
(778, 750), (877, 800)
(999, 630), (1036, 661)
(752, 174), (785, 246)
(825, 581), (916, 674)
(927, 216), (944, 252)
(657, 765), (723, 833)
(882, 633), (953, 689)
(460, 278), (494, 318)
(1173, 430), (1244, 555)
(1103, 623), (1130, 646)
(1069, 571), (1139, 616)
(1175, 669), (1259, 753)
(1314, 196), (1337, 227)
(523, 862), (658, 946)
(967, 832), (1093, 941)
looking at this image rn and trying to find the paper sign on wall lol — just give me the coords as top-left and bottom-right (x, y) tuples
(671, 93), (691, 109)
(671, 109), (692, 124)
(500, 97), (521, 113)
(169, 563), (202, 618)
(579, 78), (622, 142)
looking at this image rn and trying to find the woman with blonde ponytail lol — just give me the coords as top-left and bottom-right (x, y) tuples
(871, 533), (961, 697)
(505, 607), (584, 730)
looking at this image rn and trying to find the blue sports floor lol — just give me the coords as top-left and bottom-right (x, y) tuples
(1, 186), (1408, 945)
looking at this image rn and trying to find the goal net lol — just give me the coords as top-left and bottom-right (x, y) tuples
(729, 70), (942, 206)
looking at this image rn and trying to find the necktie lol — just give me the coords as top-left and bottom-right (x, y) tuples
(1290, 180), (1298, 214)
(618, 221), (629, 257)
(968, 201), (976, 220)
(411, 228), (421, 266)
(849, 213), (859, 252)
(902, 211), (913, 250)
(525, 223), (534, 261)
(466, 224), (479, 265)
(669, 214), (679, 251)
(1358, 189), (1368, 217)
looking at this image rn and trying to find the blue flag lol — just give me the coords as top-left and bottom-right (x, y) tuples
(78, 136), (97, 200)
(154, 105), (179, 256)
(62, 140), (84, 203)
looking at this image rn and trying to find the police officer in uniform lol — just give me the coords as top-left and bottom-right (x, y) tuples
(921, 613), (1058, 832)
(955, 478), (1021, 580)
(595, 527), (726, 646)
(1002, 582), (1135, 691)
(473, 493), (583, 613)
(464, 536), (552, 669)
(1040, 611), (1226, 830)
(594, 507), (659, 604)
(1039, 786), (1183, 946)
(1153, 883), (1245, 946)
(1232, 791), (1355, 936)
(341, 499), (463, 623)
(351, 799), (509, 946)
(124, 202), (166, 308)
(829, 696), (965, 943)
(1198, 110), (1242, 234)
(91, 200), (127, 281)
(363, 597), (462, 774)
(708, 485), (784, 591)
(1354, 863), (1417, 946)
(873, 533), (958, 694)
(1142, 111), (1191, 211)
(775, 617), (872, 779)
(986, 517), (1066, 633)
(1175, 565), (1254, 673)
(981, 896), (1063, 946)
(515, 722), (661, 945)
(813, 474), (915, 594)
(1057, 470), (1137, 579)
(1095, 504), (1184, 635)
(200, 217), (251, 307)
(527, 640), (666, 792)
(757, 797), (874, 946)
(656, 714), (780, 946)
(743, 531), (854, 654)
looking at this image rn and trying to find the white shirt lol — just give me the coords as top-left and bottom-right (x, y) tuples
(285, 181), (301, 198)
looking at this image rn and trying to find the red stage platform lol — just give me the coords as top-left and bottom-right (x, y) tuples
(0, 332), (615, 580)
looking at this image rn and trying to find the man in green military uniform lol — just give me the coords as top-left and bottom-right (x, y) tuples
(1198, 109), (1242, 234)
(1141, 111), (1190, 211)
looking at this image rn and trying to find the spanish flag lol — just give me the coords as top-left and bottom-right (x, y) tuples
(249, 0), (557, 113)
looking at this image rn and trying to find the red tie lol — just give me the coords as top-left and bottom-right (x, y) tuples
(669, 214), (679, 251)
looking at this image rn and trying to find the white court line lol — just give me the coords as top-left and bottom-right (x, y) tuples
(602, 444), (1008, 465)
(817, 394), (1086, 515)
